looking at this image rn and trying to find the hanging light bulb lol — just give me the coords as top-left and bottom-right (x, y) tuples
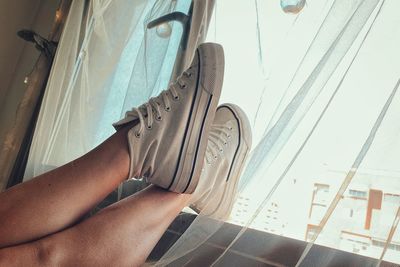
(156, 22), (172, 38)
(280, 0), (306, 14)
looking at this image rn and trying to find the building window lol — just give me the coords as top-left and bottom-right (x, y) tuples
(372, 240), (400, 251)
(315, 183), (329, 192)
(383, 193), (400, 204)
(349, 189), (367, 198)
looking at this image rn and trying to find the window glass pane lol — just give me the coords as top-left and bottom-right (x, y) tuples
(96, 0), (191, 144)
(205, 0), (400, 264)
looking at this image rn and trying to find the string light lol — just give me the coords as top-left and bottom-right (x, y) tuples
(22, 54), (41, 85)
(55, 10), (62, 22)
(21, 4), (63, 85)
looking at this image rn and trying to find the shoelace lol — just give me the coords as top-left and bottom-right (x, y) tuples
(124, 70), (192, 137)
(205, 122), (233, 165)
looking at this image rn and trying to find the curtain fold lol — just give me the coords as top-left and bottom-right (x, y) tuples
(24, 0), (87, 178)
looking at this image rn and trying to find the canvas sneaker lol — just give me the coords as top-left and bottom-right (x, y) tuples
(190, 103), (252, 220)
(113, 43), (224, 193)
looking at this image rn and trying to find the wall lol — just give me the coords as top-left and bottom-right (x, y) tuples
(0, 0), (59, 148)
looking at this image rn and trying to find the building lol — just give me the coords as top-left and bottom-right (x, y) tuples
(307, 170), (400, 264)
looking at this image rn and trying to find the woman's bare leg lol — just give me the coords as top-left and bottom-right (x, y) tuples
(0, 126), (132, 248)
(0, 185), (190, 267)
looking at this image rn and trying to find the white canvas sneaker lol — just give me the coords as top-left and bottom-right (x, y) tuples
(190, 104), (252, 220)
(113, 43), (224, 193)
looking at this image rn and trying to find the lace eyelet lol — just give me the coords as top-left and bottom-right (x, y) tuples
(173, 95), (180, 101)
(155, 115), (162, 121)
(227, 135), (231, 139)
(147, 125), (152, 130)
(135, 131), (141, 138)
(180, 84), (187, 89)
(165, 106), (171, 112)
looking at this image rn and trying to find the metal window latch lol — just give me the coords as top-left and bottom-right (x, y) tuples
(17, 29), (57, 59)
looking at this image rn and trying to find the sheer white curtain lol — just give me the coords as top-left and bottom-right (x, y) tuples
(24, 0), (190, 179)
(23, 0), (400, 265)
(155, 0), (400, 266)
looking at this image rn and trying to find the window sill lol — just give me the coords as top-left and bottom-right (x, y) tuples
(149, 212), (397, 267)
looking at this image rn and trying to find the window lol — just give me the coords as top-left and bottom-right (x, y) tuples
(349, 190), (367, 198)
(204, 0), (400, 265)
(372, 240), (400, 251)
(384, 193), (400, 204)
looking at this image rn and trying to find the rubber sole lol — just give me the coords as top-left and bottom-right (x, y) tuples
(168, 43), (225, 193)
